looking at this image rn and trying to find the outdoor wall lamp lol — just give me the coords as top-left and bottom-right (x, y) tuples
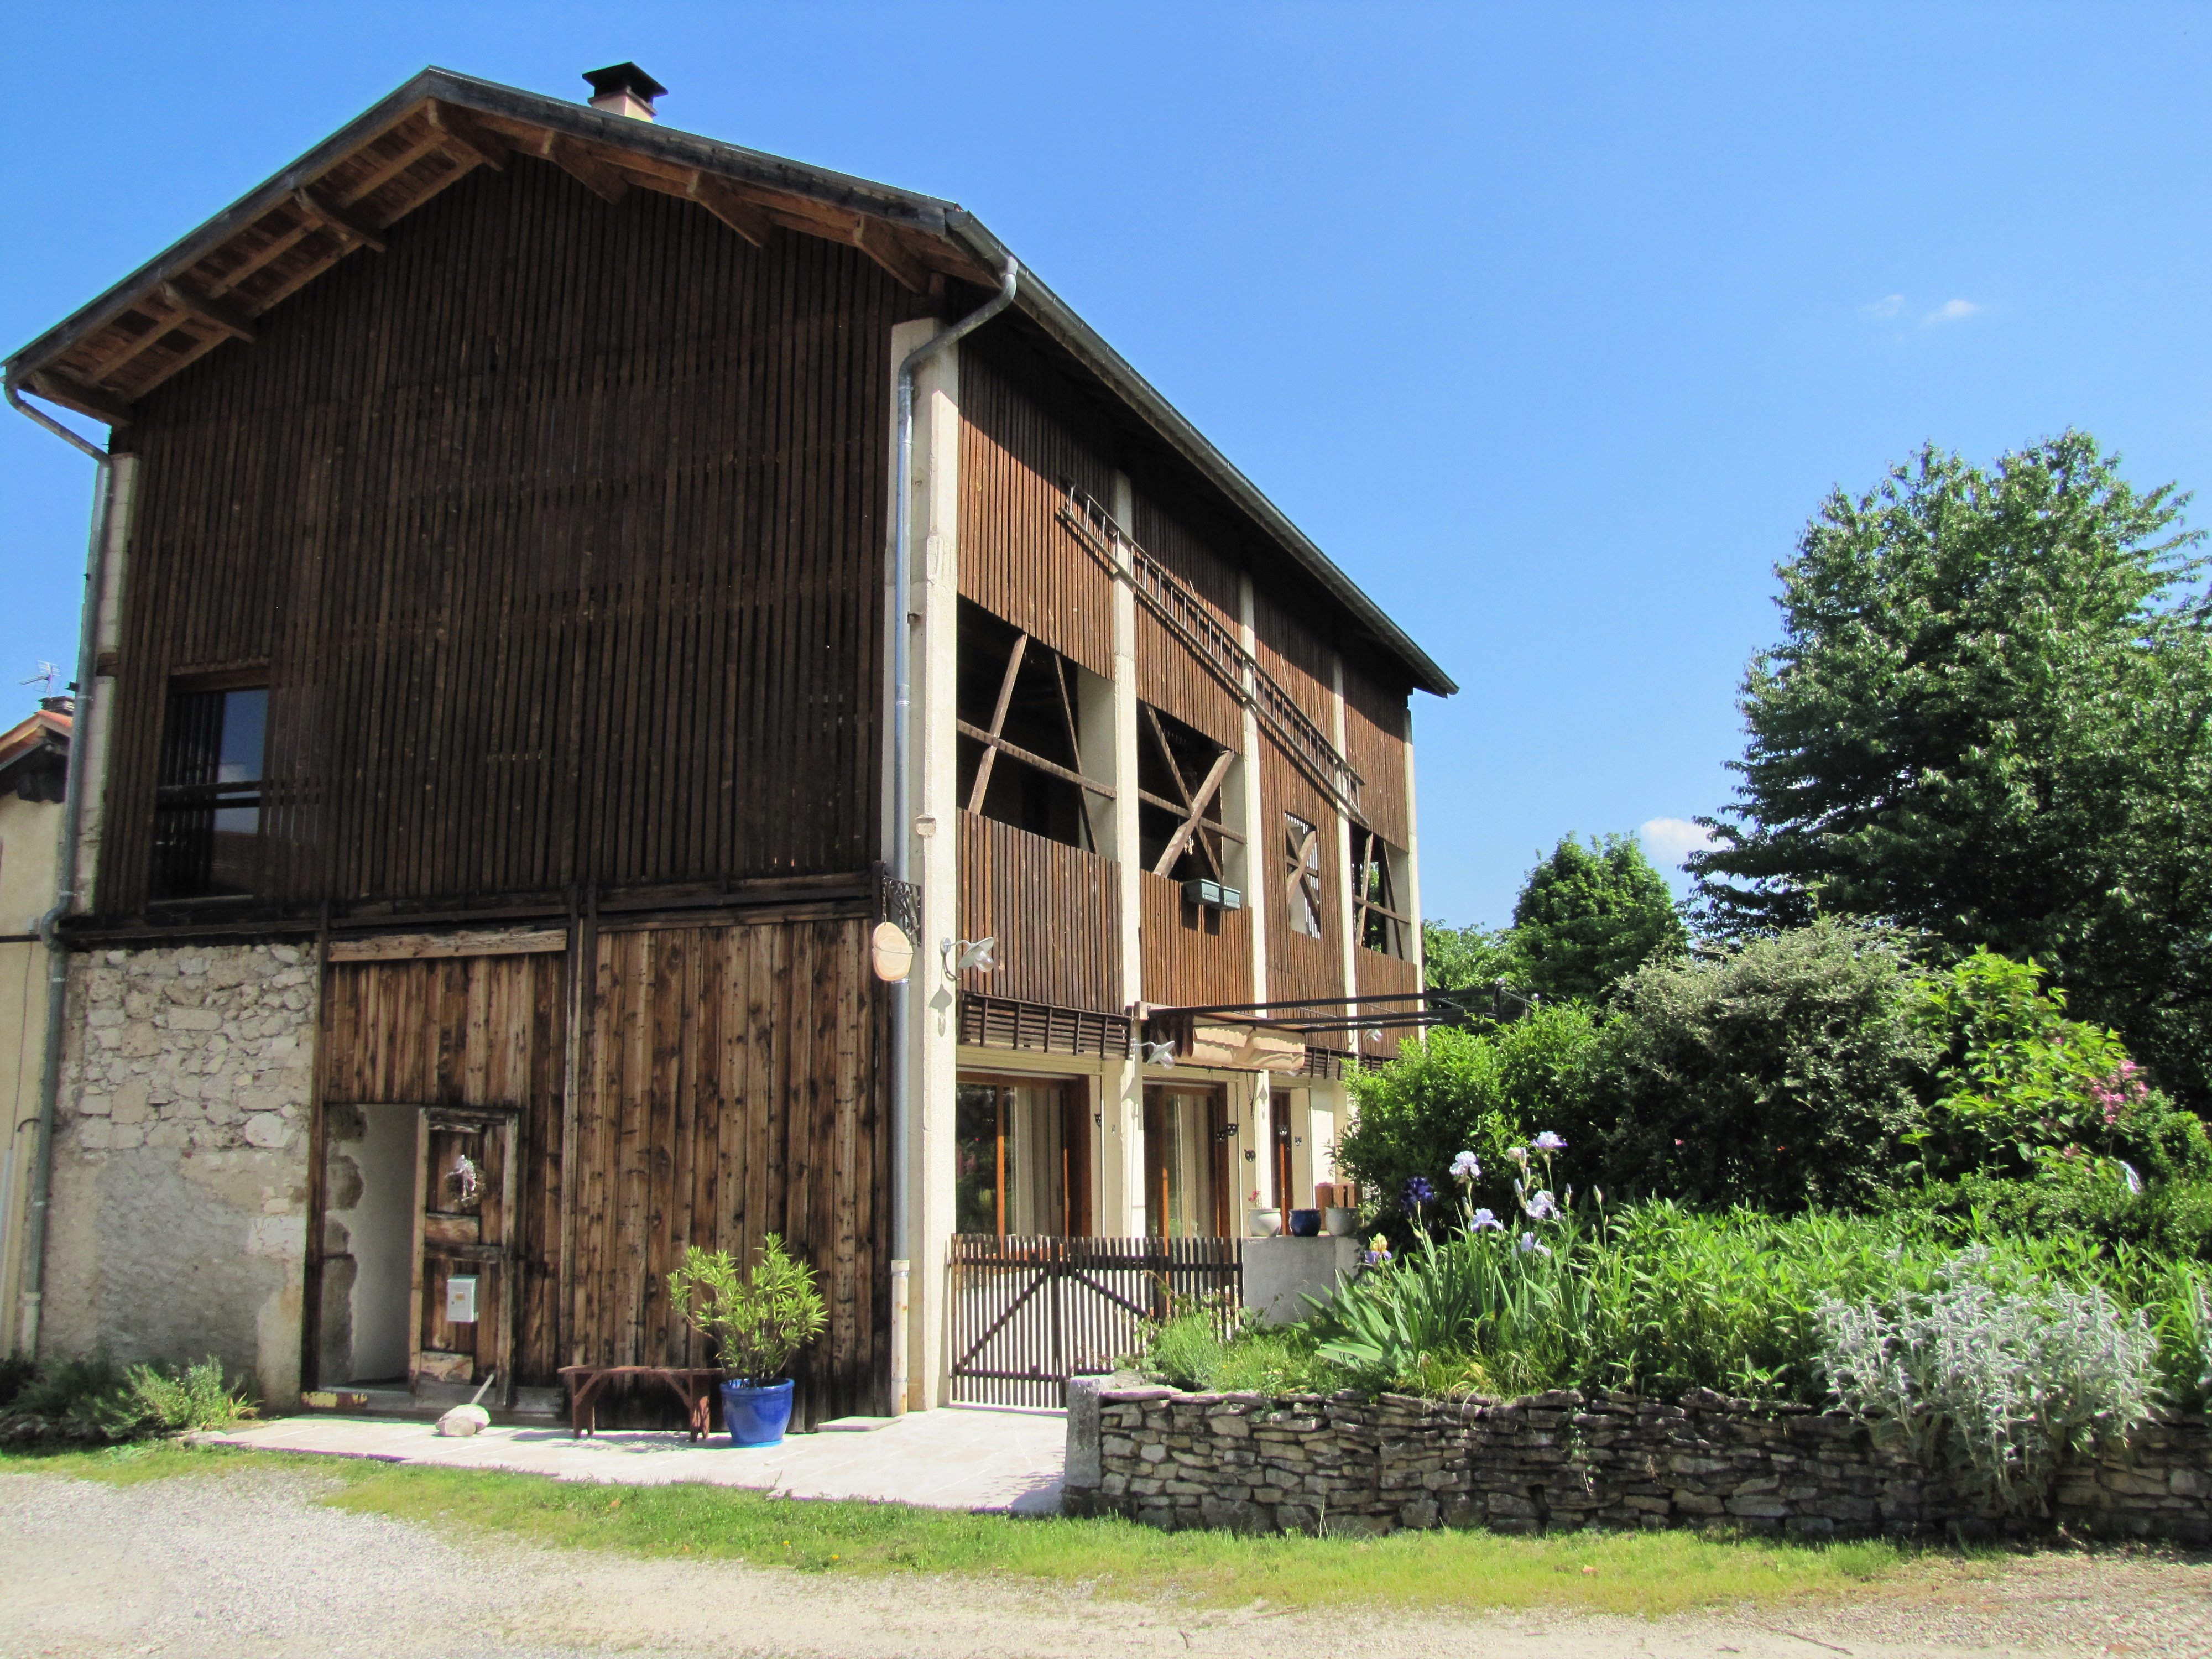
(941, 936), (998, 979)
(1138, 1040), (1177, 1067)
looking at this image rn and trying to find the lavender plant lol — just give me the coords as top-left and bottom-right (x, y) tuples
(1814, 1246), (2159, 1515)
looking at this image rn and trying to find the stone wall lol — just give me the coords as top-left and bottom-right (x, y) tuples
(42, 945), (318, 1405)
(1063, 1383), (2211, 1545)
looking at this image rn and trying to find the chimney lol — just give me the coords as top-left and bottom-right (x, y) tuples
(582, 62), (666, 122)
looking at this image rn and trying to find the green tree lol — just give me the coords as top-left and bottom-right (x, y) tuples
(1420, 919), (1522, 990)
(1511, 833), (1686, 1002)
(1566, 920), (1940, 1212)
(1688, 434), (2212, 1104)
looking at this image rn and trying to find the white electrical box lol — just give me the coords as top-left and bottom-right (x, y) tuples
(444, 1275), (478, 1324)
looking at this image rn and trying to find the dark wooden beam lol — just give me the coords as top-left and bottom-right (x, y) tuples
(293, 186), (387, 253)
(687, 172), (771, 247)
(26, 369), (132, 427)
(852, 216), (931, 294)
(956, 722), (1115, 799)
(426, 101), (510, 172)
(159, 281), (255, 342)
(549, 136), (629, 205)
(966, 633), (1029, 815)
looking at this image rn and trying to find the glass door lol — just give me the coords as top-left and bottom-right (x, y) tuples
(954, 1076), (1089, 1237)
(1143, 1084), (1230, 1238)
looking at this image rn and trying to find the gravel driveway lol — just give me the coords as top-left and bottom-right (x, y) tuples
(2, 1466), (2206, 1658)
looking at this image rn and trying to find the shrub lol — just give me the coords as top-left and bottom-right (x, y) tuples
(1337, 1004), (1600, 1223)
(2, 1353), (253, 1442)
(1128, 1306), (1345, 1396)
(1815, 1247), (2160, 1515)
(666, 1234), (827, 1384)
(1568, 919), (1938, 1209)
(1911, 948), (2212, 1186)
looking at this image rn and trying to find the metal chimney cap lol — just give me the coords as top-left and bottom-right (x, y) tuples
(582, 62), (667, 102)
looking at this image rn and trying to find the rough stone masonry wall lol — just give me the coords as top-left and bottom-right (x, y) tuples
(42, 945), (318, 1406)
(1063, 1385), (2211, 1545)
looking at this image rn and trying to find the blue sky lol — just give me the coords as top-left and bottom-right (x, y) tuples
(3, 3), (2206, 927)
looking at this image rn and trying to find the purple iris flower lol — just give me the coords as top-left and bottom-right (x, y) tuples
(1517, 1231), (1552, 1257)
(1404, 1176), (1436, 1208)
(1532, 1131), (1567, 1153)
(1469, 1208), (1503, 1232)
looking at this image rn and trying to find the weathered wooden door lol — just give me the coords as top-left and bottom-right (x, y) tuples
(410, 1104), (520, 1404)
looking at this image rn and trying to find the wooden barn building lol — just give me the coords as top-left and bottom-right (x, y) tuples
(5, 64), (1455, 1423)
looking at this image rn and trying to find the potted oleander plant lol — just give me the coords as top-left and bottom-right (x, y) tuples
(667, 1233), (827, 1447)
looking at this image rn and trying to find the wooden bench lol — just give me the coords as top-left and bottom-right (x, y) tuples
(556, 1365), (725, 1441)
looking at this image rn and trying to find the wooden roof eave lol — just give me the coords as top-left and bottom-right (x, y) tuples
(4, 65), (1455, 700)
(940, 213), (1459, 698)
(1, 66), (980, 410)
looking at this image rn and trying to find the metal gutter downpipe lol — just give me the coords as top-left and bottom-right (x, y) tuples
(5, 382), (113, 1358)
(889, 257), (1016, 1413)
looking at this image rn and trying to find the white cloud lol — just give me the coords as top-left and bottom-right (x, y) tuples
(1862, 294), (1906, 319)
(1922, 298), (1980, 325)
(1639, 817), (1713, 870)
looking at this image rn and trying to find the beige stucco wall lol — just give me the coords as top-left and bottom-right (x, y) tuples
(0, 790), (63, 1355)
(44, 944), (318, 1404)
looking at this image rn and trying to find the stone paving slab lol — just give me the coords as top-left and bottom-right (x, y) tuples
(202, 1404), (1066, 1514)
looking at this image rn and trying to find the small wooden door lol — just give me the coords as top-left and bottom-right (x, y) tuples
(409, 1105), (520, 1404)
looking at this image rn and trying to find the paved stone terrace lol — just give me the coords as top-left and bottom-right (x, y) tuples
(205, 1404), (1066, 1513)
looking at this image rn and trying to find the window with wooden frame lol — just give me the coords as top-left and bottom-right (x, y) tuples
(1284, 811), (1324, 938)
(956, 600), (1109, 853)
(953, 1074), (1091, 1237)
(1352, 827), (1412, 958)
(150, 679), (268, 900)
(1136, 702), (1240, 894)
(1142, 1082), (1231, 1239)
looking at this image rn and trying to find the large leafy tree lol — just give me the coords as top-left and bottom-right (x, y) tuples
(1511, 833), (1686, 1002)
(1688, 433), (2212, 1103)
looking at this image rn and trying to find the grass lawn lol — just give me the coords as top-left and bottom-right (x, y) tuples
(0, 1439), (1987, 1621)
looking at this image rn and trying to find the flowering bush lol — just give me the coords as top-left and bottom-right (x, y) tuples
(1815, 1246), (2160, 1515)
(1910, 949), (2211, 1189)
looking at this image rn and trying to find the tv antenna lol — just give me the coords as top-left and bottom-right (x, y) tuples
(20, 662), (58, 696)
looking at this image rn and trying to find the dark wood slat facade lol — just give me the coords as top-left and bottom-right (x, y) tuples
(317, 951), (567, 1386)
(98, 156), (927, 916)
(957, 811), (1121, 1014)
(1138, 869), (1253, 1009)
(572, 917), (886, 1427)
(956, 335), (1117, 681)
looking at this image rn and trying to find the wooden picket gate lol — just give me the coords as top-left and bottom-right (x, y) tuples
(947, 1234), (1243, 1407)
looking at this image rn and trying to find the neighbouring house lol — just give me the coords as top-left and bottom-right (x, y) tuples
(0, 697), (71, 1357)
(3, 63), (1454, 1422)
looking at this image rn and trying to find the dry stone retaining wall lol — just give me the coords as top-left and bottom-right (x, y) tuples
(1063, 1383), (2211, 1545)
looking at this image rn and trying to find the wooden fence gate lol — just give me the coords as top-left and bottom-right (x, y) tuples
(947, 1234), (1243, 1407)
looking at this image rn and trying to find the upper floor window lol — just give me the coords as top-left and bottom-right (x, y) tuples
(1284, 811), (1324, 937)
(1353, 827), (1411, 959)
(151, 684), (266, 899)
(1137, 703), (1237, 889)
(956, 600), (1109, 853)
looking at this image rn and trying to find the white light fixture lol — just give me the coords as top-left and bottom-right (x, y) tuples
(1139, 1040), (1177, 1067)
(942, 936), (998, 979)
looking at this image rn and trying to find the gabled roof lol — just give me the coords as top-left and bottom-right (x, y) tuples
(0, 706), (71, 802)
(4, 67), (1456, 697)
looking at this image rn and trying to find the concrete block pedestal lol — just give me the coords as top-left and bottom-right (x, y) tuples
(1241, 1234), (1362, 1324)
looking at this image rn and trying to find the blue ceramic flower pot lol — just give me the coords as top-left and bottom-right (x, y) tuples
(1288, 1208), (1322, 1237)
(721, 1376), (795, 1446)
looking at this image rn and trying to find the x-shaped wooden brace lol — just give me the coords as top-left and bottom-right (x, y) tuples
(1145, 707), (1237, 879)
(1286, 817), (1323, 930)
(1352, 827), (1411, 952)
(962, 630), (1103, 851)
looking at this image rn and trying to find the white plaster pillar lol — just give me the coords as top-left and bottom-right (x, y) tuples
(1401, 701), (1425, 988)
(1235, 574), (1272, 1220)
(1329, 651), (1359, 1030)
(1108, 473), (1146, 1236)
(72, 454), (139, 913)
(891, 318), (966, 1408)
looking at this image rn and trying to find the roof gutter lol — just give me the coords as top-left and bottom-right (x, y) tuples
(4, 382), (112, 1359)
(886, 257), (1019, 1415)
